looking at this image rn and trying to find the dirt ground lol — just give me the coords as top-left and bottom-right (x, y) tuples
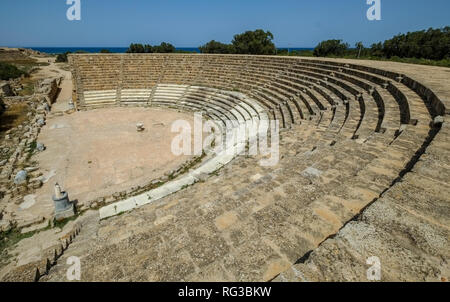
(8, 107), (196, 225)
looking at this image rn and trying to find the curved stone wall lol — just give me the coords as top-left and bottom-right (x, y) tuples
(30, 53), (447, 282)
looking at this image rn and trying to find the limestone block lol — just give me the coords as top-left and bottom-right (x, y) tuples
(13, 170), (28, 185)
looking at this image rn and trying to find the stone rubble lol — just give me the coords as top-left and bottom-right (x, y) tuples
(0, 77), (62, 231)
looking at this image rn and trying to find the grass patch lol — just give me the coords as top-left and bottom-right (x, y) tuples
(52, 215), (78, 230)
(0, 221), (51, 269)
(0, 57), (49, 82)
(181, 184), (191, 190)
(0, 62), (28, 80)
(0, 58), (37, 65)
(0, 103), (30, 134)
(18, 77), (35, 96)
(26, 141), (37, 161)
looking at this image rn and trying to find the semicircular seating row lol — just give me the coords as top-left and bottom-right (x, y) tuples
(69, 55), (443, 218)
(71, 54), (442, 165)
(63, 54), (448, 281)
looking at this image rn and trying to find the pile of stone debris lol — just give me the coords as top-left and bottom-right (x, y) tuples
(0, 77), (62, 232)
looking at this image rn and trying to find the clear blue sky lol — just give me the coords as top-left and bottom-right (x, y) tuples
(0, 0), (448, 48)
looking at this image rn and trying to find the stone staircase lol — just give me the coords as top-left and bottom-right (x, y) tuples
(5, 53), (445, 282)
(39, 211), (100, 282)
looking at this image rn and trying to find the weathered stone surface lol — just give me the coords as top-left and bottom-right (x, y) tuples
(36, 143), (45, 152)
(2, 54), (449, 283)
(13, 170), (28, 185)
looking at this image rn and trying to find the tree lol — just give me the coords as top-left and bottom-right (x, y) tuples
(313, 40), (349, 57)
(355, 42), (364, 58)
(199, 40), (235, 54)
(55, 52), (71, 63)
(198, 29), (277, 55)
(100, 49), (111, 53)
(126, 43), (145, 53)
(144, 44), (153, 53)
(126, 42), (176, 53)
(231, 29), (276, 55)
(152, 42), (176, 53)
(379, 27), (450, 60)
(370, 42), (384, 57)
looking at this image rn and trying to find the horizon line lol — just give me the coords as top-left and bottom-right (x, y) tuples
(6, 45), (316, 49)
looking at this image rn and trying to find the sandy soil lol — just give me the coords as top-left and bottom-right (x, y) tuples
(9, 107), (197, 224)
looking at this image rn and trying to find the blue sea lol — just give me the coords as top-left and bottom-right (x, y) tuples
(26, 47), (313, 54)
(28, 47), (200, 54)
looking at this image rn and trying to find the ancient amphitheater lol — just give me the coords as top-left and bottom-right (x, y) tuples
(1, 53), (449, 282)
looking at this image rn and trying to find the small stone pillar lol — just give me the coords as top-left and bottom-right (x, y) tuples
(52, 183), (75, 220)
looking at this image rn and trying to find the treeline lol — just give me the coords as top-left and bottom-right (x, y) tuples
(199, 30), (276, 55)
(126, 42), (176, 53)
(55, 49), (110, 62)
(51, 26), (449, 67)
(53, 43), (180, 62)
(197, 27), (449, 66)
(313, 27), (450, 61)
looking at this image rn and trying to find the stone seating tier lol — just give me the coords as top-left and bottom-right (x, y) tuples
(29, 53), (444, 282)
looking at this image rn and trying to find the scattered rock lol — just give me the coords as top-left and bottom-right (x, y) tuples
(36, 118), (45, 126)
(433, 115), (444, 126)
(24, 166), (39, 173)
(13, 170), (28, 185)
(136, 123), (145, 132)
(19, 194), (36, 210)
(31, 179), (43, 189)
(250, 173), (263, 182)
(36, 143), (45, 152)
(151, 179), (161, 185)
(302, 167), (322, 178)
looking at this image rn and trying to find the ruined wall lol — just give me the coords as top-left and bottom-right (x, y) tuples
(0, 78), (62, 231)
(34, 77), (61, 105)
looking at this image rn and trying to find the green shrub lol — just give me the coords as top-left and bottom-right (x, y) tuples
(231, 30), (276, 55)
(126, 42), (176, 53)
(199, 29), (276, 55)
(312, 27), (450, 62)
(55, 52), (71, 63)
(0, 62), (27, 80)
(381, 27), (450, 60)
(313, 40), (349, 57)
(199, 40), (235, 54)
